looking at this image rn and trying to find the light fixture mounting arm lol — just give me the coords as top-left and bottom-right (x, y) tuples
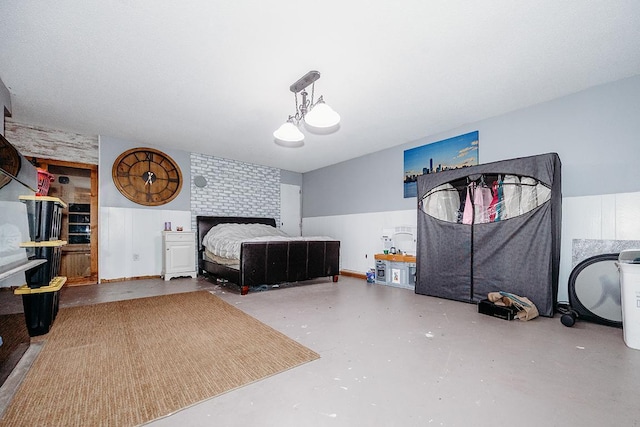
(297, 90), (310, 118)
(289, 70), (320, 93)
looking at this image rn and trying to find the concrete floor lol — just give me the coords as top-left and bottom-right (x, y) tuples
(2, 276), (640, 426)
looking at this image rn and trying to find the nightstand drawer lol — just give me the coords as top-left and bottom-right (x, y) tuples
(163, 232), (194, 242)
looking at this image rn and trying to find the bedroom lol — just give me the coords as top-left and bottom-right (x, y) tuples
(0, 2), (639, 291)
(1, 1), (640, 425)
(3, 77), (639, 302)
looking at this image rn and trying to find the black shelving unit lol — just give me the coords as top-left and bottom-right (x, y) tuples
(16, 195), (68, 336)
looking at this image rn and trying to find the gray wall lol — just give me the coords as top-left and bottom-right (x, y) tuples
(100, 135), (298, 216)
(303, 75), (640, 218)
(280, 169), (303, 186)
(99, 135), (192, 209)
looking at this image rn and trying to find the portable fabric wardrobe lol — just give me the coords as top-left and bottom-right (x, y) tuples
(415, 153), (561, 317)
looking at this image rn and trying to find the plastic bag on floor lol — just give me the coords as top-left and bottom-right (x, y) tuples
(488, 291), (539, 321)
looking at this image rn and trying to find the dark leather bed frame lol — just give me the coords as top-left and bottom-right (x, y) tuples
(197, 216), (340, 295)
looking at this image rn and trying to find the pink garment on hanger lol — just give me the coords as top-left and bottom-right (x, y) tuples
(474, 183), (492, 224)
(462, 181), (493, 224)
(462, 183), (474, 224)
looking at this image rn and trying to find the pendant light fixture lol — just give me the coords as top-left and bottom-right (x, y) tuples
(273, 70), (340, 146)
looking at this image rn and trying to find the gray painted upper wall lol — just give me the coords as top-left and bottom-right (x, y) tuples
(99, 135), (192, 209)
(100, 135), (302, 210)
(280, 169), (303, 186)
(303, 74), (640, 218)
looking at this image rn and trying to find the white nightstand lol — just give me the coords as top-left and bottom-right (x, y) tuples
(161, 231), (197, 281)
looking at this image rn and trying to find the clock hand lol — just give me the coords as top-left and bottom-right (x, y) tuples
(145, 171), (155, 185)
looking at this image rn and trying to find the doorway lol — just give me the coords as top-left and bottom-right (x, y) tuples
(280, 184), (301, 236)
(34, 159), (98, 285)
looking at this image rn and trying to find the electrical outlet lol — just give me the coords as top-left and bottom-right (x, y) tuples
(132, 254), (140, 261)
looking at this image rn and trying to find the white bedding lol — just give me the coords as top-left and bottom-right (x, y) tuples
(202, 223), (336, 260)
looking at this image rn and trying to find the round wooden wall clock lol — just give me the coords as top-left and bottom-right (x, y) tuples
(112, 147), (182, 206)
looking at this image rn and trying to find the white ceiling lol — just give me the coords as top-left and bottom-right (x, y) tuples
(1, 1), (640, 173)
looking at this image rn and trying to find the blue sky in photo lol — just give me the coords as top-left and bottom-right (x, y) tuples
(404, 131), (479, 177)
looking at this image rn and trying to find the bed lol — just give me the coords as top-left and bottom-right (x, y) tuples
(197, 216), (340, 295)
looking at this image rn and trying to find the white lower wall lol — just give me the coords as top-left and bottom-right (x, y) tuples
(99, 207), (192, 281)
(304, 191), (640, 303)
(303, 209), (418, 275)
(560, 191), (640, 302)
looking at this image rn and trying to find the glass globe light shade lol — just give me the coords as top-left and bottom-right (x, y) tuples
(273, 121), (304, 143)
(273, 121), (304, 147)
(304, 102), (341, 129)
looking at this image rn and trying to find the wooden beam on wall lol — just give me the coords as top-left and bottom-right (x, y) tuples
(5, 119), (98, 165)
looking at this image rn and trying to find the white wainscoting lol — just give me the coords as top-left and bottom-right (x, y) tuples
(99, 207), (192, 281)
(304, 191), (640, 303)
(303, 209), (418, 276)
(560, 191), (640, 302)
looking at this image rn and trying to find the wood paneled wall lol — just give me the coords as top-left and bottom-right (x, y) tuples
(5, 119), (98, 165)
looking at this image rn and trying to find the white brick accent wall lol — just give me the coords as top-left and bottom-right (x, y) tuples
(190, 152), (281, 232)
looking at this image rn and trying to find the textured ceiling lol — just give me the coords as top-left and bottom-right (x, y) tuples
(1, 1), (640, 172)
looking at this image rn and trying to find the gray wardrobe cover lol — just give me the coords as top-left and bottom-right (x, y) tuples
(416, 153), (561, 317)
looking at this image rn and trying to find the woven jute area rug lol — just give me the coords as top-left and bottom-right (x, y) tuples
(0, 291), (319, 426)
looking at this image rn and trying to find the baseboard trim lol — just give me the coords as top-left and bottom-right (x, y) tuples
(102, 272), (364, 283)
(340, 270), (366, 280)
(100, 275), (162, 284)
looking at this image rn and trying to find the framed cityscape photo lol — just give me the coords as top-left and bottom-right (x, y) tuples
(403, 131), (479, 198)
